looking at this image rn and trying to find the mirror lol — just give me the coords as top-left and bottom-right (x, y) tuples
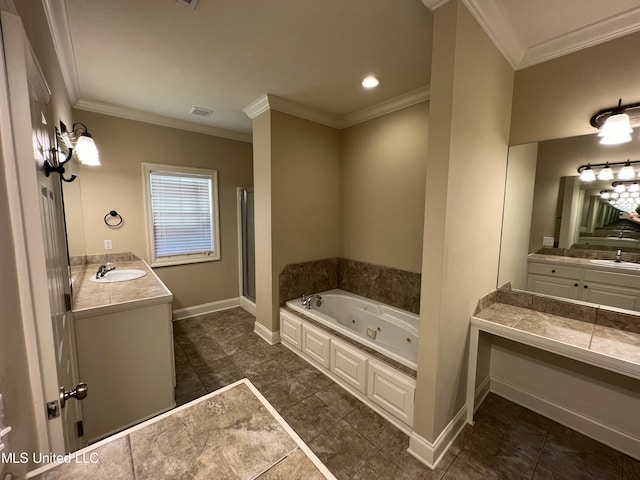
(62, 173), (87, 290)
(498, 132), (640, 310)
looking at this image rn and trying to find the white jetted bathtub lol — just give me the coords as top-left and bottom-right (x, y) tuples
(286, 289), (419, 371)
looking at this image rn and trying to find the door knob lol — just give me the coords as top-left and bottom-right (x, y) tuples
(59, 382), (88, 409)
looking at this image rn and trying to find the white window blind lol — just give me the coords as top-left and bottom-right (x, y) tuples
(143, 163), (220, 267)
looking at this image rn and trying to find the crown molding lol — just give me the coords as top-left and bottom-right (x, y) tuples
(421, 0), (450, 11)
(267, 95), (342, 128)
(75, 98), (253, 143)
(464, 0), (640, 70)
(243, 86), (430, 130)
(341, 85), (430, 128)
(518, 6), (640, 69)
(461, 0), (521, 69)
(42, 0), (80, 103)
(242, 94), (270, 120)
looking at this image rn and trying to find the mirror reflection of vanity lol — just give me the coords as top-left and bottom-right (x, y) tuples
(62, 168), (87, 302)
(498, 132), (640, 312)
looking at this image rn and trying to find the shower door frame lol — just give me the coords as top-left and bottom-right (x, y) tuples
(236, 187), (256, 314)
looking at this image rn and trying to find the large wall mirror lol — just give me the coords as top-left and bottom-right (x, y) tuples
(498, 132), (640, 311)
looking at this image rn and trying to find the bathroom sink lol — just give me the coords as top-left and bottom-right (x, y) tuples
(589, 259), (640, 270)
(89, 269), (147, 283)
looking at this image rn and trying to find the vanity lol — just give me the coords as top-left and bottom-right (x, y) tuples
(72, 255), (174, 444)
(527, 253), (640, 310)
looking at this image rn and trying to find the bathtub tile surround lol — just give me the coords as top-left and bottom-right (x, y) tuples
(30, 381), (331, 480)
(338, 258), (421, 314)
(173, 308), (640, 479)
(279, 257), (421, 314)
(279, 258), (339, 306)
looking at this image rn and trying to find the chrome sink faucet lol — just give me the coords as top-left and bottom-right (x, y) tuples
(615, 249), (623, 263)
(301, 294), (322, 309)
(96, 262), (116, 279)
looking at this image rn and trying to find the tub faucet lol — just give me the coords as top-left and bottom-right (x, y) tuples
(301, 294), (322, 309)
(615, 249), (623, 263)
(96, 262), (116, 279)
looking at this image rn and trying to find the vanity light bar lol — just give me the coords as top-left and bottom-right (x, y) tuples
(578, 159), (640, 182)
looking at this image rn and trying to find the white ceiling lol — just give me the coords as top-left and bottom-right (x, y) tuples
(45, 0), (640, 141)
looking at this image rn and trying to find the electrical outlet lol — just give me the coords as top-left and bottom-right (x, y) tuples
(542, 236), (554, 247)
(104, 240), (113, 250)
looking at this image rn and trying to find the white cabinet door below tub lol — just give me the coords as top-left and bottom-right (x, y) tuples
(367, 359), (415, 426)
(302, 323), (331, 369)
(280, 311), (303, 351)
(330, 339), (368, 393)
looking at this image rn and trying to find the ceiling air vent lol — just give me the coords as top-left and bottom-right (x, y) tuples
(190, 106), (213, 117)
(176, 0), (198, 10)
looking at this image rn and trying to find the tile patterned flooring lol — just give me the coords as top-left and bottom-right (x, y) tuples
(174, 308), (640, 480)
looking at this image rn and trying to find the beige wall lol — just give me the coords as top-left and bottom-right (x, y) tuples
(511, 30), (640, 145)
(529, 134), (640, 252)
(252, 111), (275, 331)
(498, 142), (538, 290)
(415, 0), (514, 441)
(71, 110), (253, 309)
(253, 110), (342, 331)
(340, 102), (429, 273)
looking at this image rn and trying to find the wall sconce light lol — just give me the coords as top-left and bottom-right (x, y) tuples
(44, 130), (76, 182)
(578, 159), (640, 183)
(590, 99), (640, 145)
(60, 121), (100, 166)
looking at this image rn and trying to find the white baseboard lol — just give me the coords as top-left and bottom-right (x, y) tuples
(491, 376), (640, 461)
(239, 296), (256, 316)
(408, 404), (468, 469)
(172, 297), (240, 321)
(474, 375), (491, 413)
(253, 320), (281, 345)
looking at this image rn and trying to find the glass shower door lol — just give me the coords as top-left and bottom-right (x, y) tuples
(240, 188), (256, 301)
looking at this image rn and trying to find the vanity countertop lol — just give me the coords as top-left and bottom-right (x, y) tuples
(28, 379), (333, 480)
(473, 301), (640, 376)
(72, 259), (172, 318)
(528, 253), (640, 274)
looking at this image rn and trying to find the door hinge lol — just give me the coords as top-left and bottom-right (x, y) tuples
(64, 293), (72, 311)
(46, 400), (60, 419)
(76, 420), (84, 437)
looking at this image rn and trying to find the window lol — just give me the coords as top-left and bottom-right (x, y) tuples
(142, 163), (220, 267)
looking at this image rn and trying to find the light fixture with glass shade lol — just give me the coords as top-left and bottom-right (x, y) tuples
(591, 98), (640, 145)
(59, 121), (100, 166)
(579, 165), (596, 182)
(618, 161), (635, 179)
(597, 163), (614, 180)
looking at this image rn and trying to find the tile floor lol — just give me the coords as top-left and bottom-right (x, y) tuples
(174, 307), (640, 480)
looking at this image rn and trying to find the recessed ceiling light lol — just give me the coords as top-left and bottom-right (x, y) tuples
(361, 76), (379, 89)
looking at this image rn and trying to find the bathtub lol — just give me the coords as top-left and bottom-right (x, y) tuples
(286, 289), (419, 371)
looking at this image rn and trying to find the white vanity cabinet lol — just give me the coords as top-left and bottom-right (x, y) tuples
(527, 258), (640, 310)
(72, 260), (175, 444)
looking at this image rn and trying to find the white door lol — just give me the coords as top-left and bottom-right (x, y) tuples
(0, 11), (85, 454)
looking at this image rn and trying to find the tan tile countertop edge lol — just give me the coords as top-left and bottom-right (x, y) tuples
(72, 259), (172, 319)
(473, 302), (640, 380)
(528, 253), (640, 275)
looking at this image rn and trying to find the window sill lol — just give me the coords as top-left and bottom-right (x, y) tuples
(150, 255), (220, 268)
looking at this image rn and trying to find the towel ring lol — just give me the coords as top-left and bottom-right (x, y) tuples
(104, 210), (123, 228)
